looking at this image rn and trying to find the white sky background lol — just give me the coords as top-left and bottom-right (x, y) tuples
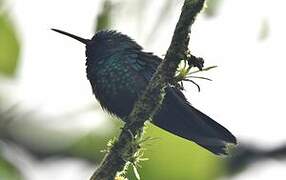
(4, 0), (286, 179)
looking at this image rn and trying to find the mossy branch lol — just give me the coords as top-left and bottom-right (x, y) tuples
(90, 0), (206, 179)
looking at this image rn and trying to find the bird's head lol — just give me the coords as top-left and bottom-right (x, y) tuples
(51, 29), (142, 63)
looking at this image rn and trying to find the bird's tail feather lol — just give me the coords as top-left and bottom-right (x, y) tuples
(153, 88), (237, 155)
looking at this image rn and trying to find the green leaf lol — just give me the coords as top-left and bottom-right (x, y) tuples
(0, 12), (20, 77)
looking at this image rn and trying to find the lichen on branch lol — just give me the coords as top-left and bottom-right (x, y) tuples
(90, 1), (206, 180)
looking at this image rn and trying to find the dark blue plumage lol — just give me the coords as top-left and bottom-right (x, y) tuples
(52, 29), (237, 155)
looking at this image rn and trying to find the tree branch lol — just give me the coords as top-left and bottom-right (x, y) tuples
(90, 0), (206, 179)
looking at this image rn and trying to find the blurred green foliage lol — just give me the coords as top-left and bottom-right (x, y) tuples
(0, 2), (23, 179)
(0, 152), (22, 180)
(95, 0), (113, 31)
(258, 19), (269, 41)
(0, 11), (20, 77)
(205, 0), (223, 17)
(127, 124), (225, 180)
(69, 130), (119, 162)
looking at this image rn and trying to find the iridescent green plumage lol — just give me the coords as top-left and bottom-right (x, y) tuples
(52, 29), (237, 155)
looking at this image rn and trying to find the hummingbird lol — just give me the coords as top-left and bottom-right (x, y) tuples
(52, 28), (237, 155)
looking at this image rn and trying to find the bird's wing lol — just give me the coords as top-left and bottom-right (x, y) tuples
(124, 51), (237, 155)
(124, 51), (161, 82)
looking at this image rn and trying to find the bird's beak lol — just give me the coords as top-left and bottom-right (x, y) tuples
(51, 28), (89, 45)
